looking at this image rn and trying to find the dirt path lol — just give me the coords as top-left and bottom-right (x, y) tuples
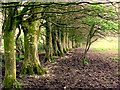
(17, 48), (119, 89)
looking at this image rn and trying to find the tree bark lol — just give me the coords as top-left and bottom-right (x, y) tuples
(57, 29), (64, 56)
(20, 7), (46, 74)
(45, 17), (53, 62)
(3, 6), (17, 88)
(61, 29), (67, 53)
(65, 31), (69, 50)
(52, 28), (59, 56)
(72, 36), (75, 48)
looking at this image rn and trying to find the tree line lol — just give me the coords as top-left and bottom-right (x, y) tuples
(0, 1), (118, 88)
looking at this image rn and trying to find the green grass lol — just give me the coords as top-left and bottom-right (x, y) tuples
(111, 56), (120, 61)
(81, 59), (89, 65)
(90, 37), (118, 52)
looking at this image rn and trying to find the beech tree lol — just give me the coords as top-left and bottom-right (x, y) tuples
(52, 25), (60, 56)
(1, 1), (119, 88)
(20, 3), (46, 75)
(44, 16), (53, 62)
(2, 3), (18, 88)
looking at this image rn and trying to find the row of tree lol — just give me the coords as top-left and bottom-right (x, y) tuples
(1, 1), (118, 88)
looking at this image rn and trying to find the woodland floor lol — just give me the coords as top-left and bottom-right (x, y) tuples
(2, 48), (120, 89)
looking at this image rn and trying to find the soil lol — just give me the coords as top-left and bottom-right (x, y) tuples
(2, 48), (120, 89)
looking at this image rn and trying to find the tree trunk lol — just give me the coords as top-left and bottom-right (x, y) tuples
(61, 29), (66, 53)
(72, 36), (75, 48)
(3, 7), (17, 88)
(21, 19), (46, 75)
(68, 40), (72, 49)
(57, 29), (64, 56)
(45, 17), (53, 62)
(52, 28), (59, 56)
(65, 31), (69, 50)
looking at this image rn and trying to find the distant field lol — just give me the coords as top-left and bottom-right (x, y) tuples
(90, 37), (118, 52)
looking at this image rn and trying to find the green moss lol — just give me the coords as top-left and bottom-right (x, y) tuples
(63, 48), (67, 53)
(4, 80), (23, 89)
(58, 51), (64, 56)
(49, 59), (56, 63)
(36, 66), (47, 75)
(13, 81), (23, 88)
(45, 54), (53, 63)
(3, 13), (16, 88)
(3, 75), (16, 88)
(21, 64), (47, 75)
(53, 52), (58, 56)
(81, 59), (89, 65)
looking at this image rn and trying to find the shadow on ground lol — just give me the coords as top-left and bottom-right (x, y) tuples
(2, 48), (120, 89)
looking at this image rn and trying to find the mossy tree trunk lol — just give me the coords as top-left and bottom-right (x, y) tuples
(65, 31), (69, 51)
(52, 27), (59, 56)
(3, 6), (17, 88)
(68, 40), (71, 49)
(21, 21), (46, 75)
(21, 7), (46, 75)
(61, 28), (67, 53)
(57, 28), (64, 56)
(45, 17), (53, 62)
(73, 40), (76, 48)
(72, 36), (76, 48)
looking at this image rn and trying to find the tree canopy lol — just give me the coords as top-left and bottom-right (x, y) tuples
(0, 1), (119, 88)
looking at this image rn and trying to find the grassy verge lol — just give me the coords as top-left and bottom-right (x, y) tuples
(90, 37), (118, 52)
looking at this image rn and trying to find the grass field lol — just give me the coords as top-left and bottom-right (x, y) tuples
(90, 37), (118, 52)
